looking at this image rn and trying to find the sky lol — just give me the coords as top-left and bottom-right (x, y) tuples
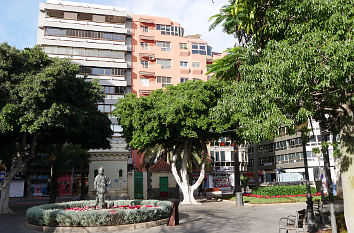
(0, 0), (236, 52)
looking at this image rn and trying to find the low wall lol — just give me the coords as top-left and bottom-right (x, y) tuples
(25, 218), (168, 233)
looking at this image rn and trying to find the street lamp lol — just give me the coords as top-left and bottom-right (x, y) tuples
(315, 152), (325, 210)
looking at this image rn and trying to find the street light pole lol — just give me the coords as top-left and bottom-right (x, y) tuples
(316, 152), (325, 211)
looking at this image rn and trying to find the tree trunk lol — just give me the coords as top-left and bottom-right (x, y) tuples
(233, 145), (242, 194)
(301, 132), (315, 231)
(319, 122), (337, 233)
(233, 145), (244, 206)
(170, 140), (207, 205)
(80, 160), (86, 200)
(0, 133), (38, 213)
(340, 122), (354, 232)
(253, 144), (260, 187)
(49, 172), (58, 204)
(0, 181), (12, 213)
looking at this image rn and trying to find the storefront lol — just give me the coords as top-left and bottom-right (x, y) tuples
(30, 174), (50, 197)
(58, 173), (88, 195)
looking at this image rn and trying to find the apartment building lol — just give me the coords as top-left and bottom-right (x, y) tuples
(131, 15), (214, 96)
(208, 138), (248, 190)
(37, 0), (131, 198)
(246, 121), (337, 184)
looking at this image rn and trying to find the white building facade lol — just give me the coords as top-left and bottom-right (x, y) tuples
(37, 0), (132, 198)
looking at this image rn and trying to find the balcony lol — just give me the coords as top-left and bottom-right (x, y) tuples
(139, 53), (155, 60)
(180, 51), (190, 57)
(180, 68), (190, 74)
(192, 69), (203, 75)
(140, 35), (155, 41)
(139, 71), (155, 77)
(139, 90), (153, 96)
(139, 18), (155, 24)
(206, 58), (214, 63)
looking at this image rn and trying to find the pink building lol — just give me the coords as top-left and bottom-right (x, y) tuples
(131, 15), (214, 96)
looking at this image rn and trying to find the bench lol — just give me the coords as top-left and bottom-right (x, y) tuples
(279, 209), (306, 233)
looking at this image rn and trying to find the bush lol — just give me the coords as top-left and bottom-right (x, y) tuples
(26, 200), (172, 227)
(252, 185), (317, 196)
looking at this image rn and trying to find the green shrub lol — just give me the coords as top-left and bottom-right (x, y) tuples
(252, 185), (317, 196)
(26, 200), (172, 227)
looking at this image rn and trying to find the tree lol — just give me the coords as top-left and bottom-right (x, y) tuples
(0, 43), (112, 212)
(114, 80), (235, 204)
(240, 175), (250, 193)
(209, 0), (353, 231)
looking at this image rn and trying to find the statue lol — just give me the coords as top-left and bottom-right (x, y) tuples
(94, 167), (111, 209)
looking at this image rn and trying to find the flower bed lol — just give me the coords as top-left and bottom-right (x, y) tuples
(244, 192), (322, 199)
(26, 200), (172, 227)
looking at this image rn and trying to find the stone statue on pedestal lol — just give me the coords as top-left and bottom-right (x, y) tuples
(94, 167), (111, 209)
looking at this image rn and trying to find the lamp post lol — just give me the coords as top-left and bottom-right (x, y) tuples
(49, 153), (56, 202)
(315, 152), (325, 210)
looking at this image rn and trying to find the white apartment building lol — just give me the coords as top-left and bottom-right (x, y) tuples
(247, 121), (337, 185)
(37, 0), (132, 198)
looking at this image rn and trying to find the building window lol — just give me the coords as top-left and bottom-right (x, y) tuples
(140, 42), (149, 50)
(192, 62), (200, 68)
(180, 78), (189, 83)
(207, 46), (212, 56)
(45, 27), (125, 41)
(43, 46), (124, 59)
(140, 78), (150, 87)
(156, 59), (171, 69)
(156, 41), (171, 51)
(46, 9), (125, 24)
(79, 66), (125, 76)
(179, 43), (188, 50)
(119, 169), (123, 177)
(192, 43), (207, 55)
(141, 60), (149, 68)
(46, 9), (64, 18)
(156, 24), (184, 36)
(156, 76), (172, 87)
(105, 15), (126, 24)
(180, 61), (188, 67)
(93, 14), (105, 22)
(141, 26), (149, 33)
(220, 151), (226, 161)
(98, 104), (115, 113)
(102, 86), (126, 95)
(64, 12), (77, 20)
(276, 152), (303, 164)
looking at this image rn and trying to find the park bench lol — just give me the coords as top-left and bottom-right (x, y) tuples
(279, 209), (306, 233)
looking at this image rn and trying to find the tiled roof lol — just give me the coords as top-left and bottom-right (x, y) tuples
(148, 159), (171, 172)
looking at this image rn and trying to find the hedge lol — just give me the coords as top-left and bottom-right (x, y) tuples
(26, 200), (172, 227)
(252, 185), (317, 196)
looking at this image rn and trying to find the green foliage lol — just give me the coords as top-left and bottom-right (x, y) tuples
(210, 0), (353, 156)
(240, 176), (250, 189)
(26, 200), (172, 227)
(252, 185), (317, 196)
(0, 43), (112, 170)
(114, 79), (236, 155)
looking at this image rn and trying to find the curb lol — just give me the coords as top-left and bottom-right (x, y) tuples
(25, 218), (168, 232)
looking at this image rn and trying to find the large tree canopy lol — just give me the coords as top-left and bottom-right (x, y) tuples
(210, 0), (353, 231)
(114, 80), (240, 204)
(0, 43), (112, 212)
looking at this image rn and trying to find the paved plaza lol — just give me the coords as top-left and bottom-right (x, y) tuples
(0, 197), (307, 233)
